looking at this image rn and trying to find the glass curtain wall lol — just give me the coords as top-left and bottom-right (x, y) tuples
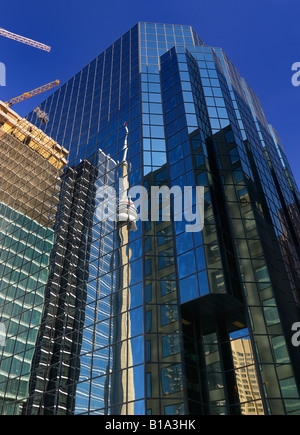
(0, 22), (299, 415)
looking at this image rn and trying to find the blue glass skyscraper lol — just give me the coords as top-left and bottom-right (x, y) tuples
(1, 22), (300, 415)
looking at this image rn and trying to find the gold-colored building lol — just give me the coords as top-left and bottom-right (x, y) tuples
(231, 338), (265, 415)
(0, 100), (68, 227)
(0, 101), (69, 414)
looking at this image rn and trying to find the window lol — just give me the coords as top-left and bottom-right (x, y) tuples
(238, 187), (250, 206)
(279, 377), (300, 399)
(164, 403), (184, 415)
(177, 250), (196, 278)
(255, 265), (271, 290)
(160, 279), (176, 296)
(161, 364), (183, 395)
(161, 304), (178, 326)
(263, 299), (280, 326)
(271, 336), (290, 364)
(162, 334), (180, 357)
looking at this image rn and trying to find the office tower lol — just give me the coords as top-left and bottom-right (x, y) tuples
(0, 101), (68, 414)
(1, 22), (300, 415)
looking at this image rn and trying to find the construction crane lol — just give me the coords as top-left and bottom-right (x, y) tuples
(0, 27), (51, 52)
(5, 80), (60, 107)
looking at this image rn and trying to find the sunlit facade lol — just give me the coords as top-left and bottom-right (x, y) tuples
(0, 101), (68, 414)
(1, 22), (300, 415)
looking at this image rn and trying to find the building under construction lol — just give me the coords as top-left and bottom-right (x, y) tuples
(0, 101), (68, 414)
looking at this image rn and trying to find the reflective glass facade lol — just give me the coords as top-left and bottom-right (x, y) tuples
(1, 22), (300, 415)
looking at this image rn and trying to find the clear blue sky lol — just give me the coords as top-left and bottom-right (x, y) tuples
(1, 0), (300, 186)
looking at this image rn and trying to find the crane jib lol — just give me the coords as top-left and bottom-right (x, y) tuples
(0, 27), (51, 52)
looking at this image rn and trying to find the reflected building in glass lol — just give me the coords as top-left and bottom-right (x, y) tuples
(230, 338), (264, 415)
(0, 101), (68, 414)
(1, 22), (300, 415)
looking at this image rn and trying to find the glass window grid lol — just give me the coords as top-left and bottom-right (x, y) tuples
(2, 21), (299, 416)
